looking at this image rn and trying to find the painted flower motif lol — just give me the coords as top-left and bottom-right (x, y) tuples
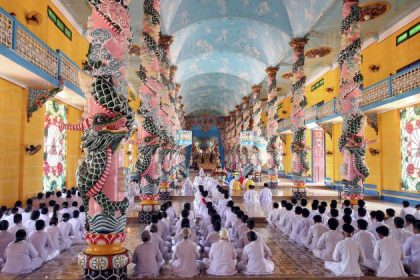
(78, 254), (87, 268)
(405, 122), (413, 134)
(112, 254), (128, 269)
(89, 256), (108, 270)
(57, 162), (63, 174)
(407, 163), (415, 175)
(43, 162), (50, 174)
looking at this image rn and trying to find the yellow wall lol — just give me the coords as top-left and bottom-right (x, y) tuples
(0, 77), (83, 206)
(306, 68), (340, 107)
(277, 96), (291, 119)
(0, 0), (89, 66)
(364, 122), (381, 187)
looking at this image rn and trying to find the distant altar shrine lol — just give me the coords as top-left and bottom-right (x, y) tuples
(191, 136), (220, 171)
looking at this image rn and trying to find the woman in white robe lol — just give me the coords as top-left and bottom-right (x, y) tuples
(182, 178), (194, 196)
(206, 228), (237, 275)
(313, 218), (343, 261)
(403, 221), (420, 276)
(28, 220), (59, 262)
(171, 228), (200, 277)
(1, 229), (42, 274)
(0, 220), (14, 267)
(45, 217), (62, 251)
(132, 230), (164, 278)
(69, 210), (84, 244)
(23, 210), (40, 235)
(325, 224), (365, 276)
(58, 213), (73, 250)
(238, 231), (274, 275)
(259, 183), (272, 205)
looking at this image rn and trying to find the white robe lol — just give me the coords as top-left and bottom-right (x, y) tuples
(399, 207), (416, 218)
(267, 208), (281, 227)
(45, 225), (62, 251)
(182, 178), (193, 196)
(171, 239), (200, 277)
(306, 223), (328, 250)
(373, 237), (408, 278)
(297, 218), (312, 245)
(23, 220), (37, 235)
(390, 228), (413, 247)
(403, 233), (420, 276)
(8, 223), (27, 238)
(368, 221), (390, 240)
(206, 239), (237, 275)
(0, 231), (13, 266)
(58, 221), (73, 250)
(352, 230), (376, 261)
(1, 240), (42, 274)
(243, 189), (259, 204)
(259, 188), (272, 205)
(325, 237), (365, 277)
(239, 239), (274, 275)
(288, 215), (303, 242)
(69, 218), (84, 244)
(313, 230), (344, 261)
(28, 230), (59, 262)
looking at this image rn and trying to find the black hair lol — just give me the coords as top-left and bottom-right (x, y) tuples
(330, 208), (339, 218)
(149, 223), (158, 233)
(30, 210), (40, 221)
(342, 224), (355, 234)
(181, 209), (189, 218)
(41, 207), (48, 215)
(49, 200), (56, 207)
(162, 211), (168, 218)
(37, 192), (44, 199)
(247, 219), (255, 230)
(151, 214), (159, 224)
(24, 205), (32, 213)
(35, 219), (45, 231)
(357, 219), (368, 230)
(14, 213), (22, 224)
(241, 215), (249, 223)
(414, 220), (420, 232)
(72, 201), (78, 207)
(62, 213), (71, 222)
(302, 208), (310, 218)
(0, 220), (9, 231)
(343, 207), (352, 216)
(79, 205), (85, 213)
(295, 206), (302, 215)
(15, 229), (26, 242)
(311, 203), (318, 211)
(320, 201), (327, 208)
(386, 208), (395, 217)
(405, 214), (416, 224)
(281, 200), (287, 207)
(73, 210), (80, 218)
(224, 192), (229, 199)
(394, 217), (405, 229)
(26, 199), (33, 206)
(327, 218), (339, 230)
(264, 183), (269, 188)
(291, 198), (297, 205)
(15, 201), (22, 207)
(402, 201), (410, 208)
(213, 220), (221, 232)
(236, 210), (245, 219)
(343, 215), (352, 225)
(370, 210), (376, 219)
(273, 202), (279, 209)
(313, 215), (322, 223)
(375, 210), (385, 222)
(300, 199), (307, 207)
(247, 230), (257, 242)
(318, 205), (326, 214)
(181, 218), (190, 229)
(286, 203), (293, 211)
(357, 199), (365, 208)
(343, 200), (351, 207)
(358, 207), (367, 217)
(50, 217), (58, 226)
(376, 225), (389, 237)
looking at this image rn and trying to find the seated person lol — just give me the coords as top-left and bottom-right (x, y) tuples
(238, 231), (274, 275)
(45, 217), (62, 251)
(313, 218), (343, 261)
(305, 215), (328, 251)
(28, 220), (59, 262)
(8, 214), (26, 237)
(69, 210), (84, 244)
(132, 230), (164, 278)
(149, 223), (170, 260)
(205, 228), (237, 276)
(325, 224), (365, 277)
(352, 219), (376, 269)
(58, 213), (73, 250)
(171, 228), (200, 277)
(173, 218), (197, 244)
(372, 226), (407, 278)
(390, 217), (413, 247)
(1, 229), (42, 274)
(0, 220), (14, 267)
(403, 220), (420, 276)
(23, 210), (40, 235)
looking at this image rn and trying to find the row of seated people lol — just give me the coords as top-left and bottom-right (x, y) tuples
(131, 185), (274, 277)
(268, 198), (419, 277)
(0, 197), (87, 274)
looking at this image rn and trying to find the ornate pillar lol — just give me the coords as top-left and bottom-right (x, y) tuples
(338, 0), (369, 203)
(136, 0), (163, 223)
(290, 38), (309, 200)
(266, 66), (280, 188)
(251, 85), (263, 175)
(64, 1), (133, 278)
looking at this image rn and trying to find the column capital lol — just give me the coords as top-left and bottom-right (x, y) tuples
(251, 84), (261, 94)
(175, 83), (181, 93)
(265, 66), (279, 79)
(289, 37), (308, 51)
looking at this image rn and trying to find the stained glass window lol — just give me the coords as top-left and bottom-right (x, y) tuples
(400, 106), (420, 192)
(43, 100), (67, 192)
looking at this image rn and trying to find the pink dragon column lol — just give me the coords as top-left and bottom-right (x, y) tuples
(251, 85), (264, 178)
(60, 0), (134, 278)
(265, 66), (280, 188)
(290, 38), (309, 200)
(338, 0), (369, 204)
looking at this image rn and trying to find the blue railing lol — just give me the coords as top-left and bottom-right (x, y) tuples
(0, 7), (81, 94)
(278, 61), (420, 132)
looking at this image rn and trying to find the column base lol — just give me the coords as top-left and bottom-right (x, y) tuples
(158, 189), (172, 200)
(79, 250), (129, 280)
(292, 188), (306, 200)
(138, 208), (159, 224)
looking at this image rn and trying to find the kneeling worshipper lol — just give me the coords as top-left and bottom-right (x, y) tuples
(325, 224), (365, 277)
(403, 220), (420, 276)
(352, 219), (376, 268)
(238, 231), (274, 275)
(313, 218), (344, 261)
(1, 229), (43, 274)
(132, 230), (164, 278)
(0, 220), (14, 267)
(205, 228), (237, 276)
(372, 226), (407, 278)
(182, 177), (194, 196)
(171, 228), (200, 278)
(28, 220), (59, 262)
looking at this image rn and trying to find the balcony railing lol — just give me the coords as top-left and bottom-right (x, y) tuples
(0, 8), (80, 91)
(278, 62), (420, 132)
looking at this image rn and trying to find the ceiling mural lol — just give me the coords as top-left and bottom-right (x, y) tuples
(61, 0), (419, 116)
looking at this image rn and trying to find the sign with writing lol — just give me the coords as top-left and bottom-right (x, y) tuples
(177, 130), (192, 146)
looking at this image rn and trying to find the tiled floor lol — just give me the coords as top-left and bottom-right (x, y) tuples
(0, 177), (415, 280)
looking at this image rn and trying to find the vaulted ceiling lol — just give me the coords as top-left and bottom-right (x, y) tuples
(62, 0), (419, 116)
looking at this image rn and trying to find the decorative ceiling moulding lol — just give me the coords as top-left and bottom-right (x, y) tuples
(359, 1), (390, 22)
(281, 72), (293, 80)
(305, 47), (332, 59)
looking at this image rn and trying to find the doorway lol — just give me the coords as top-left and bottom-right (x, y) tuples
(312, 129), (325, 183)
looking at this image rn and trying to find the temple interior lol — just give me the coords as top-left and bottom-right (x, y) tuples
(0, 0), (419, 279)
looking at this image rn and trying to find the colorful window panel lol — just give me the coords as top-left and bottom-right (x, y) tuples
(400, 106), (420, 192)
(43, 100), (67, 192)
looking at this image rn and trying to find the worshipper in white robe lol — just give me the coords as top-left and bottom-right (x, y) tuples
(372, 226), (407, 278)
(368, 210), (390, 240)
(405, 214), (415, 233)
(171, 228), (200, 277)
(193, 168), (206, 188)
(14, 201), (24, 214)
(149, 223), (170, 260)
(202, 221), (221, 253)
(297, 208), (312, 245)
(39, 207), (50, 227)
(279, 203), (294, 235)
(273, 200), (287, 229)
(325, 224), (365, 277)
(58, 202), (70, 217)
(166, 201), (177, 222)
(259, 183), (272, 205)
(352, 219), (376, 269)
(69, 210), (84, 244)
(267, 202), (281, 227)
(390, 217), (413, 247)
(403, 220), (420, 276)
(58, 213), (73, 250)
(1, 229), (43, 274)
(400, 201), (416, 218)
(23, 210), (40, 235)
(314, 218), (343, 261)
(385, 208), (396, 228)
(289, 206), (304, 242)
(173, 219), (197, 244)
(45, 217), (62, 251)
(305, 215), (328, 250)
(182, 177), (194, 196)
(132, 230), (164, 278)
(415, 204), (420, 220)
(243, 185), (259, 204)
(238, 231), (274, 275)
(4, 208), (18, 227)
(8, 214), (26, 237)
(28, 220), (59, 262)
(218, 192), (231, 219)
(0, 220), (14, 267)
(21, 205), (32, 224)
(205, 228), (237, 275)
